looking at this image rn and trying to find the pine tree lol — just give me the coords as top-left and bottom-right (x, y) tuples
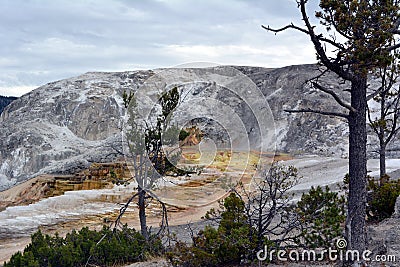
(264, 0), (400, 260)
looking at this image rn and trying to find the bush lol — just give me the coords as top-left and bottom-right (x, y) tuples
(295, 186), (346, 248)
(4, 226), (162, 267)
(178, 129), (190, 141)
(167, 193), (259, 266)
(367, 178), (400, 222)
(6, 252), (39, 267)
(168, 239), (218, 267)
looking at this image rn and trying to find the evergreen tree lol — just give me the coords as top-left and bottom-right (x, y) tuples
(264, 1), (400, 259)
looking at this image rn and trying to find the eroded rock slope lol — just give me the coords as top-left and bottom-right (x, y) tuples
(0, 64), (397, 190)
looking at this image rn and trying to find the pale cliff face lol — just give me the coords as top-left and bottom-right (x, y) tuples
(0, 71), (150, 190)
(0, 64), (396, 191)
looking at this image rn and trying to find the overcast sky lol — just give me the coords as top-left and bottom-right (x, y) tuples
(0, 0), (321, 97)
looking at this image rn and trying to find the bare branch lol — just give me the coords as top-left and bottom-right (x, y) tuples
(312, 82), (356, 112)
(262, 23), (309, 35)
(385, 98), (400, 146)
(113, 192), (140, 230)
(386, 42), (400, 52)
(390, 17), (400, 34)
(284, 108), (349, 119)
(367, 105), (380, 137)
(366, 85), (384, 101)
(298, 0), (354, 81)
(262, 24), (344, 50)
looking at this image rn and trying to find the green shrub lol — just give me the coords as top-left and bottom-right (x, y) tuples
(167, 239), (218, 267)
(168, 193), (259, 266)
(367, 178), (400, 222)
(295, 186), (346, 248)
(178, 129), (190, 141)
(6, 251), (39, 267)
(4, 226), (162, 267)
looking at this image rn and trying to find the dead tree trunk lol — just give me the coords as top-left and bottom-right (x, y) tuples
(138, 186), (149, 240)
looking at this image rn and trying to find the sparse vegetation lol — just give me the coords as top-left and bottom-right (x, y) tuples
(2, 2), (399, 265)
(4, 226), (162, 267)
(367, 60), (400, 178)
(5, 176), (350, 267)
(123, 87), (183, 240)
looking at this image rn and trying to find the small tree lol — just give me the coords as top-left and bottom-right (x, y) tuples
(295, 186), (346, 248)
(118, 87), (182, 240)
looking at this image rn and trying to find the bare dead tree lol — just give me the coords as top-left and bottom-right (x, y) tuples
(239, 164), (301, 250)
(205, 164), (302, 251)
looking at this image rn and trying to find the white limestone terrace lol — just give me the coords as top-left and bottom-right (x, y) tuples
(287, 156), (400, 192)
(0, 182), (136, 238)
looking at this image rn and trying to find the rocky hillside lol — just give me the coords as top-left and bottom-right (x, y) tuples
(0, 95), (17, 114)
(0, 71), (152, 190)
(0, 64), (398, 191)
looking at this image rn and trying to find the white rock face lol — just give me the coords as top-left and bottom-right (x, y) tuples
(0, 71), (153, 190)
(0, 183), (138, 238)
(0, 64), (398, 191)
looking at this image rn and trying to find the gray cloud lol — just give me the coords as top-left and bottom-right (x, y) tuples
(0, 0), (320, 96)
